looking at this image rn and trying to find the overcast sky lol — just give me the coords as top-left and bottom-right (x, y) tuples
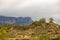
(0, 0), (60, 22)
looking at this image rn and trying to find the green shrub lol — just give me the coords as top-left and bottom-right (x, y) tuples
(39, 34), (51, 40)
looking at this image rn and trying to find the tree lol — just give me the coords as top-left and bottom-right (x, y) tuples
(0, 28), (6, 40)
(0, 25), (9, 40)
(49, 17), (54, 23)
(39, 34), (51, 40)
(39, 18), (46, 23)
(32, 21), (39, 26)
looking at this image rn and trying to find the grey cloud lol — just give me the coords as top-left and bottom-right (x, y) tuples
(0, 0), (60, 22)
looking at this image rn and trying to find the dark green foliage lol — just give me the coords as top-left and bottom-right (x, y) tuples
(31, 33), (36, 37)
(39, 18), (46, 23)
(49, 17), (54, 23)
(32, 21), (40, 26)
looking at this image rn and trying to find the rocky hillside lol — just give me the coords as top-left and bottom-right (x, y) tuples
(7, 23), (60, 38)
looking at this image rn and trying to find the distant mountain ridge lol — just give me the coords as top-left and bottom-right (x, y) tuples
(0, 16), (33, 25)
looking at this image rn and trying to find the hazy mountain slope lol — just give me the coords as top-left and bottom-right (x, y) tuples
(0, 16), (33, 25)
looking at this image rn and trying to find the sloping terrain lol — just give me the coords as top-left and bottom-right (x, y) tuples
(7, 23), (60, 40)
